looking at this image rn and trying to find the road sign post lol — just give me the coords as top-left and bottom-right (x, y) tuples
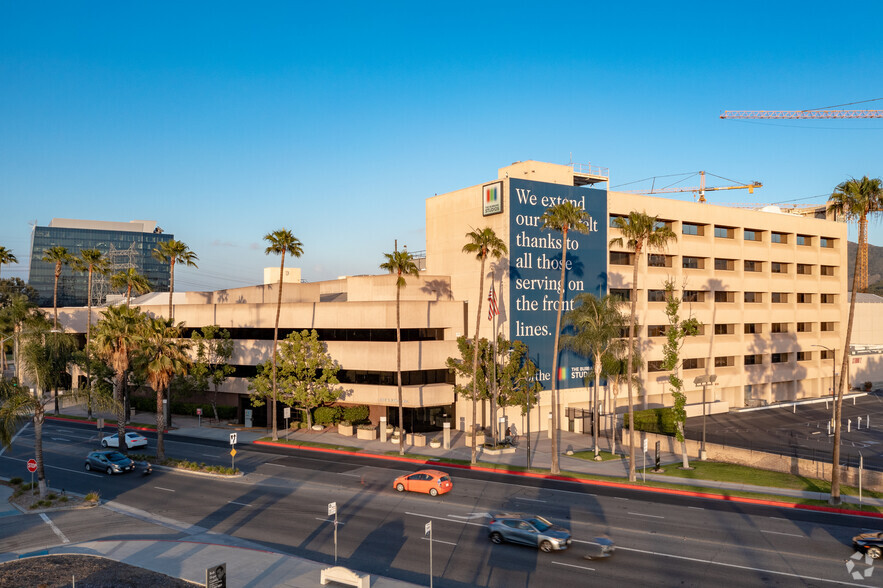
(284, 407), (291, 439)
(27, 458), (36, 488)
(328, 502), (338, 563)
(425, 520), (433, 588)
(197, 407), (202, 427)
(230, 433), (237, 469)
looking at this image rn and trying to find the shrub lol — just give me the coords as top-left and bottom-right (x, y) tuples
(339, 420), (352, 427)
(85, 491), (100, 502)
(9, 477), (22, 485)
(626, 407), (678, 435)
(357, 423), (375, 430)
(313, 406), (341, 425)
(865, 381), (873, 391)
(342, 405), (370, 423)
(130, 396), (237, 420)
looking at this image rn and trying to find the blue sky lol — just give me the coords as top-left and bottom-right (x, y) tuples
(2, 2), (882, 291)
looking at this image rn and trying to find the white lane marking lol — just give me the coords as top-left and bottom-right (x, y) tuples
(551, 561), (594, 572)
(628, 512), (665, 519)
(614, 545), (867, 587)
(771, 517), (788, 521)
(154, 486), (175, 492)
(339, 473), (362, 478)
(613, 497), (628, 501)
(514, 497), (547, 503)
(200, 453), (216, 457)
(405, 511), (486, 528)
(228, 501), (252, 507)
(687, 506), (704, 510)
(316, 518), (346, 525)
(448, 512), (491, 520)
(421, 536), (457, 546)
(40, 513), (70, 544)
(51, 437), (70, 442)
(266, 463), (286, 467)
(760, 530), (802, 538)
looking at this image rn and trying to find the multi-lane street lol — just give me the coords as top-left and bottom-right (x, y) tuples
(1, 420), (879, 587)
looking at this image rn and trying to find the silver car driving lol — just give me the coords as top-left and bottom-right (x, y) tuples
(487, 513), (572, 552)
(85, 450), (135, 475)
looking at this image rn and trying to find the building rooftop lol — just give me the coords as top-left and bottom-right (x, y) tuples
(47, 219), (162, 233)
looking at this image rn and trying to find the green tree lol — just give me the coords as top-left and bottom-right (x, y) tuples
(540, 201), (592, 474)
(462, 228), (507, 463)
(152, 239), (198, 320)
(191, 325), (235, 422)
(73, 248), (109, 419)
(600, 341), (643, 456)
(447, 335), (494, 413)
(827, 176), (883, 504)
(91, 305), (144, 445)
(0, 294), (40, 382)
(0, 247), (17, 280)
(497, 339), (543, 467)
(562, 293), (627, 460)
(661, 280), (700, 469)
(137, 316), (191, 460)
(41, 246), (71, 330)
(248, 329), (342, 429)
(110, 268), (152, 307)
(380, 249), (420, 455)
(263, 229), (304, 441)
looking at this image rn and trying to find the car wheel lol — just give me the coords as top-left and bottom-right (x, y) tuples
(106, 467), (113, 475)
(396, 483), (405, 492)
(429, 488), (438, 497)
(540, 540), (554, 553)
(101, 439), (108, 447)
(85, 462), (91, 471)
(869, 546), (882, 559)
(490, 532), (504, 545)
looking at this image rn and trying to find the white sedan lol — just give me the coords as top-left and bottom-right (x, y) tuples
(101, 432), (148, 450)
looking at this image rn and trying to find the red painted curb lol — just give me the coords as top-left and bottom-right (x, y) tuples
(46, 415), (168, 434)
(253, 439), (883, 519)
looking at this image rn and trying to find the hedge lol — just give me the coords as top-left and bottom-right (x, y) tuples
(130, 396), (237, 420)
(313, 406), (341, 425)
(341, 405), (369, 424)
(625, 407), (678, 435)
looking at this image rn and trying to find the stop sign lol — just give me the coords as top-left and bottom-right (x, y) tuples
(26, 459), (37, 473)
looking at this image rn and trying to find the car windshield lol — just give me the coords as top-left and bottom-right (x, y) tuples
(439, 475), (450, 483)
(106, 451), (127, 461)
(528, 516), (553, 532)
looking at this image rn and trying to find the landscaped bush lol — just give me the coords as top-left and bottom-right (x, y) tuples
(625, 407), (678, 435)
(313, 406), (341, 425)
(342, 405), (370, 424)
(130, 397), (237, 420)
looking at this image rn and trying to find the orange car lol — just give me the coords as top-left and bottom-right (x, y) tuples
(393, 469), (453, 496)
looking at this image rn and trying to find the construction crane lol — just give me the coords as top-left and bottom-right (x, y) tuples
(721, 110), (883, 119)
(630, 171), (762, 203)
(721, 105), (881, 291)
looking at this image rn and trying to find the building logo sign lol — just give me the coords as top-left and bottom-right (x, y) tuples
(482, 181), (503, 216)
(507, 178), (607, 390)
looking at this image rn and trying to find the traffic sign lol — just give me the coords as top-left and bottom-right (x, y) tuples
(328, 501), (337, 516)
(283, 407), (291, 419)
(196, 408), (203, 416)
(229, 433), (237, 445)
(26, 459), (37, 473)
(425, 521), (432, 535)
(230, 448), (237, 457)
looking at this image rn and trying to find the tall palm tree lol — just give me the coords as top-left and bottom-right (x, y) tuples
(3, 294), (38, 382)
(562, 293), (626, 460)
(110, 268), (152, 307)
(609, 211), (676, 482)
(41, 246), (71, 331)
(540, 201), (592, 474)
(73, 248), (109, 419)
(462, 228), (508, 464)
(0, 247), (17, 280)
(826, 176), (883, 504)
(380, 249), (420, 456)
(138, 316), (190, 460)
(152, 239), (198, 320)
(91, 304), (144, 446)
(263, 229), (303, 441)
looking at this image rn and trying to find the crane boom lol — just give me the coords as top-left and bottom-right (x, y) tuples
(721, 110), (883, 119)
(630, 171), (761, 202)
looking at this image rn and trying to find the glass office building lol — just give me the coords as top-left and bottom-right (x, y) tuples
(28, 219), (173, 307)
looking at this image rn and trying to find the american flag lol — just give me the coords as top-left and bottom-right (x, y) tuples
(488, 283), (499, 321)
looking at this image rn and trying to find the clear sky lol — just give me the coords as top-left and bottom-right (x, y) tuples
(2, 2), (882, 292)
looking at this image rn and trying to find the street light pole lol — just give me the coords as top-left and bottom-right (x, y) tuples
(694, 375), (717, 460)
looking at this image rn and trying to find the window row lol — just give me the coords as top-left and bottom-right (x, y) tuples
(610, 252), (836, 277)
(647, 351), (831, 372)
(646, 321), (837, 337)
(610, 288), (838, 304)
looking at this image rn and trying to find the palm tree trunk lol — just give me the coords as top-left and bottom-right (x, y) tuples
(627, 243), (641, 482)
(470, 255), (487, 465)
(550, 231), (569, 475)
(156, 385), (165, 459)
(169, 259), (176, 320)
(86, 268), (93, 419)
(831, 217), (864, 504)
(593, 361), (601, 459)
(53, 265), (60, 331)
(126, 285), (132, 307)
(115, 374), (126, 451)
(35, 409), (47, 498)
(271, 251), (285, 441)
(396, 283), (405, 456)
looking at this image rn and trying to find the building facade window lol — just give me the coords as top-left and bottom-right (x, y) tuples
(820, 349), (834, 360)
(821, 293), (836, 304)
(771, 292), (788, 303)
(771, 322), (789, 333)
(771, 262), (788, 274)
(682, 358), (704, 370)
(771, 232), (787, 244)
(609, 214), (627, 227)
(714, 226), (734, 239)
(648, 290), (666, 302)
(744, 229), (762, 242)
(820, 322), (835, 332)
(610, 251), (632, 265)
(682, 256), (703, 269)
(820, 265), (835, 276)
(744, 323), (761, 334)
(648, 254), (671, 268)
(682, 222), (702, 236)
(610, 288), (631, 301)
(715, 356), (735, 367)
(647, 361), (665, 372)
(647, 325), (667, 337)
(796, 322), (812, 332)
(820, 237), (834, 248)
(797, 351), (812, 361)
(797, 293), (812, 304)
(796, 264), (812, 275)
(715, 291), (734, 303)
(714, 258), (734, 271)
(771, 353), (789, 363)
(683, 290), (705, 302)
(744, 354), (762, 366)
(744, 291), (762, 303)
(714, 324), (734, 335)
(796, 234), (811, 246)
(744, 260), (762, 272)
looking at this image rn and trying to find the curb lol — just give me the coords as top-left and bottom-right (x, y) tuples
(46, 415), (171, 434)
(253, 440), (883, 519)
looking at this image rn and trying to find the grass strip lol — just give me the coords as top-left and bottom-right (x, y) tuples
(258, 437), (363, 452)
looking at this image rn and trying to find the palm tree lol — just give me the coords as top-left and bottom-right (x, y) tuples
(0, 247), (17, 280)
(462, 228), (508, 464)
(609, 211), (676, 482)
(380, 249), (420, 456)
(826, 176), (883, 504)
(263, 229), (303, 441)
(91, 304), (144, 446)
(41, 246), (71, 330)
(562, 293), (626, 460)
(2, 294), (39, 382)
(138, 316), (190, 460)
(540, 201), (592, 475)
(73, 248), (109, 419)
(110, 268), (152, 307)
(152, 240), (198, 320)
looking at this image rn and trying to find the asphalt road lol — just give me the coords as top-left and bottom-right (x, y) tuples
(684, 392), (883, 471)
(1, 420), (880, 587)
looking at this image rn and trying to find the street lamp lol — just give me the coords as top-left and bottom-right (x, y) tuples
(694, 375), (717, 460)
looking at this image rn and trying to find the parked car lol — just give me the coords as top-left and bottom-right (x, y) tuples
(393, 469), (452, 496)
(101, 432), (148, 449)
(853, 531), (883, 558)
(487, 513), (572, 552)
(85, 450), (135, 475)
